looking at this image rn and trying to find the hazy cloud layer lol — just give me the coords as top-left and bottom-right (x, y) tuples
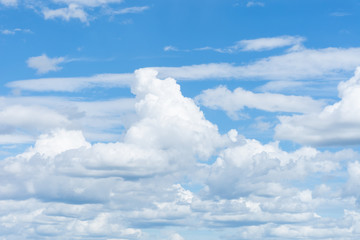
(10, 46), (360, 93)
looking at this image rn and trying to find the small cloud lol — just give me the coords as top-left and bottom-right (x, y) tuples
(0, 0), (17, 7)
(234, 35), (305, 52)
(1, 28), (32, 35)
(43, 4), (88, 23)
(164, 46), (179, 52)
(246, 1), (265, 7)
(196, 36), (306, 54)
(330, 12), (351, 17)
(26, 54), (66, 74)
(120, 19), (133, 25)
(111, 6), (149, 14)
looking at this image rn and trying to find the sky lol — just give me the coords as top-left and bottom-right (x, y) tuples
(1, 0), (360, 239)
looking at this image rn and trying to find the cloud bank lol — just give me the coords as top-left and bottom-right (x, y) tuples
(1, 68), (360, 239)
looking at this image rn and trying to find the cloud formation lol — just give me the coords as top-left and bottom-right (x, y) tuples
(157, 47), (360, 81)
(43, 4), (88, 23)
(1, 68), (360, 239)
(196, 85), (324, 119)
(11, 45), (360, 93)
(26, 54), (66, 74)
(275, 67), (360, 146)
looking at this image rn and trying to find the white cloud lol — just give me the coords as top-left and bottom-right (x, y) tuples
(0, 96), (136, 143)
(1, 68), (360, 239)
(235, 36), (305, 52)
(195, 85), (324, 118)
(246, 1), (265, 7)
(1, 28), (32, 35)
(26, 54), (66, 74)
(169, 233), (185, 240)
(0, 104), (70, 132)
(275, 67), (360, 146)
(156, 47), (360, 81)
(0, 0), (17, 7)
(164, 46), (179, 52)
(195, 36), (305, 53)
(12, 46), (360, 93)
(41, 1), (146, 23)
(52, 0), (123, 7)
(7, 73), (133, 92)
(43, 4), (88, 23)
(110, 6), (149, 15)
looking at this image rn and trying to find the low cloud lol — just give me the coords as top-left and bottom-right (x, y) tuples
(275, 67), (360, 146)
(1, 68), (360, 239)
(196, 85), (324, 119)
(246, 1), (265, 7)
(1, 28), (32, 35)
(43, 4), (88, 23)
(110, 6), (149, 15)
(26, 54), (66, 74)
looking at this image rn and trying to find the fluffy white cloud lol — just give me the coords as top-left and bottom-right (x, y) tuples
(26, 54), (66, 74)
(195, 85), (324, 118)
(1, 68), (360, 239)
(43, 4), (88, 23)
(0, 96), (135, 144)
(275, 67), (360, 146)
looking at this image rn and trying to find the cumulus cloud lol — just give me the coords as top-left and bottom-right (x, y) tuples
(43, 4), (88, 23)
(26, 54), (66, 74)
(195, 85), (324, 119)
(0, 96), (135, 143)
(0, 104), (70, 135)
(1, 68), (360, 239)
(275, 67), (360, 146)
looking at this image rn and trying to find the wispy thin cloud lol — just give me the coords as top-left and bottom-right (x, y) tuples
(110, 6), (149, 15)
(330, 12), (351, 17)
(1, 28), (32, 35)
(0, 0), (17, 7)
(246, 1), (265, 7)
(166, 36), (305, 53)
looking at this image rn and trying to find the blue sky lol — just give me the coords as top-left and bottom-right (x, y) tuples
(2, 0), (360, 239)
